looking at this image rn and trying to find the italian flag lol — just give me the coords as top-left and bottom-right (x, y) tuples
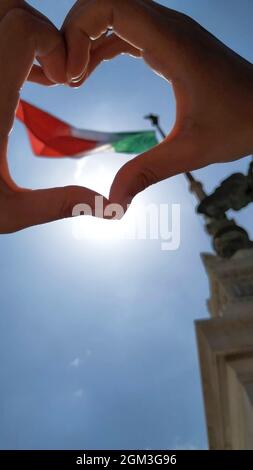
(16, 100), (158, 158)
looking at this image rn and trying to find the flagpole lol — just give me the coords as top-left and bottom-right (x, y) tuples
(145, 114), (207, 203)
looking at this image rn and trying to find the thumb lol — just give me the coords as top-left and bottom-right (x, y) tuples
(3, 186), (110, 233)
(109, 136), (200, 213)
(27, 64), (57, 87)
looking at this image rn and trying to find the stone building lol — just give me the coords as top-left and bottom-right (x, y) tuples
(147, 115), (253, 449)
(192, 168), (253, 450)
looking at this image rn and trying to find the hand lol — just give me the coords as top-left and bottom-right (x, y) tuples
(0, 0), (67, 85)
(0, 8), (109, 233)
(63, 0), (253, 211)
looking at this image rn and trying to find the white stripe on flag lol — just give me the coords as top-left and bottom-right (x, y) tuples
(71, 127), (118, 143)
(71, 143), (114, 159)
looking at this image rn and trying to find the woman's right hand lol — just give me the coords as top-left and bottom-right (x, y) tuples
(63, 0), (253, 211)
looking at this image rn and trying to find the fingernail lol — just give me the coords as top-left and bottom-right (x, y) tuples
(67, 70), (86, 84)
(67, 74), (76, 84)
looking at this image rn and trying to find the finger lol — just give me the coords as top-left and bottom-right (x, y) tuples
(109, 142), (169, 213)
(63, 0), (166, 47)
(66, 32), (109, 86)
(64, 25), (91, 82)
(0, 9), (66, 143)
(27, 64), (57, 86)
(65, 31), (114, 85)
(109, 136), (202, 213)
(31, 20), (67, 85)
(3, 9), (67, 85)
(5, 186), (111, 233)
(68, 33), (141, 88)
(0, 138), (17, 190)
(62, 0), (175, 83)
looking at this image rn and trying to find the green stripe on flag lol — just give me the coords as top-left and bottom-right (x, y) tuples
(112, 131), (158, 154)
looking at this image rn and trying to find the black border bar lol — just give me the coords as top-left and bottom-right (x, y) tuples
(0, 450), (252, 467)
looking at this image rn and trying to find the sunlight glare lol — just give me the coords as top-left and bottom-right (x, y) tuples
(73, 155), (137, 244)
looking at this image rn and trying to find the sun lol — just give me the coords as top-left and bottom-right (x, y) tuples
(72, 154), (134, 243)
(74, 157), (113, 198)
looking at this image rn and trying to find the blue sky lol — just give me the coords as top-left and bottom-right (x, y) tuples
(0, 0), (253, 450)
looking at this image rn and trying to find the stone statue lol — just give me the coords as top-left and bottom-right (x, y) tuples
(205, 217), (253, 258)
(145, 113), (253, 258)
(197, 161), (253, 218)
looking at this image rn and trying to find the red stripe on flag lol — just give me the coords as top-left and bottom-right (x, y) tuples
(16, 100), (98, 157)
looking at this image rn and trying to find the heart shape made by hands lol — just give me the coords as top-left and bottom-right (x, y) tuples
(0, 0), (252, 234)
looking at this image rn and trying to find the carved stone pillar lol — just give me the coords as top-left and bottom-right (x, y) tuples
(196, 249), (253, 449)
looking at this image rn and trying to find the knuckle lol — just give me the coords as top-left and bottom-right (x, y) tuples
(123, 161), (157, 198)
(136, 166), (158, 191)
(4, 8), (30, 29)
(3, 8), (34, 39)
(59, 186), (83, 219)
(95, 0), (113, 10)
(90, 0), (114, 25)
